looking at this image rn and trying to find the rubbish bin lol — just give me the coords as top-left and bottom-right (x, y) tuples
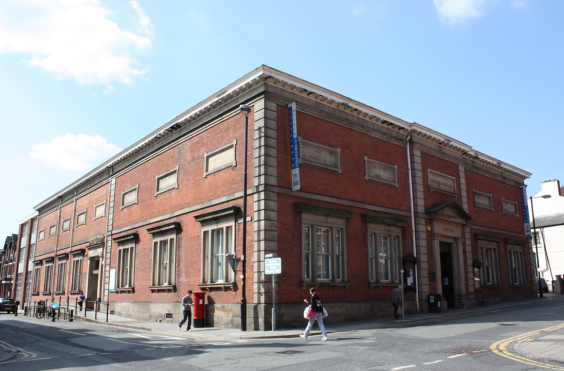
(428, 294), (441, 313)
(193, 291), (206, 328)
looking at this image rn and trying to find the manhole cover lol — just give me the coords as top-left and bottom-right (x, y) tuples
(438, 347), (487, 355)
(276, 350), (305, 355)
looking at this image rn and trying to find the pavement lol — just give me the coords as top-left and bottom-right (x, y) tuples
(18, 293), (564, 366)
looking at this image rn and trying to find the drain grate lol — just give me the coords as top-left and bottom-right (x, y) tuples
(437, 347), (488, 355)
(276, 350), (305, 355)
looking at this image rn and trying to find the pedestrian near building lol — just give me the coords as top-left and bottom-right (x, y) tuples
(178, 290), (193, 331)
(300, 288), (328, 341)
(78, 290), (85, 311)
(391, 285), (402, 319)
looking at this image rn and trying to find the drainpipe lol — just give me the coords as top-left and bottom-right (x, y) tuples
(406, 132), (420, 313)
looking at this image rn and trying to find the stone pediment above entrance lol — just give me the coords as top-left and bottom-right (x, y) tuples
(87, 235), (105, 252)
(426, 200), (472, 224)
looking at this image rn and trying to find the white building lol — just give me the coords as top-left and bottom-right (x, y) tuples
(528, 180), (564, 288)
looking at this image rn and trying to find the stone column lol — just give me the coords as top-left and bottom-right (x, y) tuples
(410, 146), (429, 308)
(459, 165), (474, 301)
(252, 98), (278, 330)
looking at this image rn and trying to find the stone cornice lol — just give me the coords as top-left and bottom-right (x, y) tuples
(33, 65), (530, 214)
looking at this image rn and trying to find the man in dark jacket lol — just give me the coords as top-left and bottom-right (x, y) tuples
(390, 285), (402, 319)
(178, 290), (193, 331)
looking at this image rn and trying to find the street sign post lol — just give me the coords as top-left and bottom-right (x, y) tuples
(265, 257), (281, 331)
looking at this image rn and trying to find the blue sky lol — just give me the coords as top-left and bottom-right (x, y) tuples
(1, 0), (562, 239)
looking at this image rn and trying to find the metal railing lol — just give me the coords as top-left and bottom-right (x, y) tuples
(24, 296), (110, 323)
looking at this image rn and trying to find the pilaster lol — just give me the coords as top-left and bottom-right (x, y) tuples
(253, 98), (278, 310)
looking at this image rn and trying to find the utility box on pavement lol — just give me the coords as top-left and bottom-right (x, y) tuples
(193, 291), (206, 327)
(428, 294), (441, 313)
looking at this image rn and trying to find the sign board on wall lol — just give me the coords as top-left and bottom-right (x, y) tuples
(288, 102), (301, 191)
(520, 185), (531, 235)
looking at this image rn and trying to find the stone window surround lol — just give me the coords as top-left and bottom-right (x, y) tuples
(38, 229), (45, 241)
(32, 264), (41, 295)
(204, 139), (237, 177)
(55, 256), (67, 295)
(507, 244), (526, 287)
(61, 218), (71, 232)
(155, 166), (179, 196)
(502, 198), (519, 217)
(428, 169), (457, 197)
(76, 210), (87, 227)
(42, 260), (54, 295)
(364, 156), (398, 187)
(93, 201), (106, 221)
(476, 236), (501, 287)
(367, 223), (402, 287)
(298, 137), (342, 174)
(121, 184), (139, 210)
(147, 222), (179, 292)
(116, 243), (135, 292)
(48, 224), (57, 237)
(69, 253), (83, 294)
(473, 189), (493, 211)
(200, 220), (235, 289)
(301, 212), (349, 289)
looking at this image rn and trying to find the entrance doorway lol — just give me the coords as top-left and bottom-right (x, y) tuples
(440, 242), (455, 309)
(87, 258), (100, 309)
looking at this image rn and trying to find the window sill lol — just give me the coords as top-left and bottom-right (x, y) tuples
(113, 287), (134, 293)
(301, 281), (350, 290)
(368, 282), (400, 289)
(481, 285), (502, 289)
(149, 285), (176, 292)
(198, 282), (236, 291)
(55, 291), (65, 296)
(32, 292), (39, 296)
(42, 291), (51, 295)
(69, 290), (81, 295)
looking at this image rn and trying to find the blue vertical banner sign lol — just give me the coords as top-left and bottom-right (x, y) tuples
(288, 102), (301, 191)
(520, 185), (531, 235)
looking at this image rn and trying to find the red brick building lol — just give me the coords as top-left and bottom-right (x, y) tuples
(16, 66), (533, 329)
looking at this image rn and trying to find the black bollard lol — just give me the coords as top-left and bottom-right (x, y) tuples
(69, 308), (74, 322)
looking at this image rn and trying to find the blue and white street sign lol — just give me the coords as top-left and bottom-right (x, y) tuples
(520, 185), (531, 235)
(288, 102), (301, 191)
(265, 258), (282, 275)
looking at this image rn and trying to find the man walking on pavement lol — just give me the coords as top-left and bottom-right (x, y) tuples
(391, 285), (402, 320)
(178, 290), (193, 331)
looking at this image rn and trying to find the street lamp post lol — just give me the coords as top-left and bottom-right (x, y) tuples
(239, 104), (251, 331)
(530, 194), (551, 299)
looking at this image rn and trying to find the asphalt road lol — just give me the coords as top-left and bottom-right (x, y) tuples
(1, 299), (564, 370)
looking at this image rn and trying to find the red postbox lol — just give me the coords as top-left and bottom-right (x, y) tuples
(193, 291), (206, 327)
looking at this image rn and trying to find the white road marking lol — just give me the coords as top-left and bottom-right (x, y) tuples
(448, 354), (467, 358)
(391, 366), (416, 370)
(422, 360), (443, 364)
(60, 330), (86, 336)
(23, 357), (52, 362)
(131, 333), (151, 339)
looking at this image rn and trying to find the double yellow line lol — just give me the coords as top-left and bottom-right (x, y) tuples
(0, 340), (37, 365)
(491, 323), (564, 370)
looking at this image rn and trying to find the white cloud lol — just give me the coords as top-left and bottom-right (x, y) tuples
(0, 0), (151, 85)
(129, 0), (152, 33)
(434, 0), (486, 25)
(29, 134), (122, 171)
(511, 0), (525, 8)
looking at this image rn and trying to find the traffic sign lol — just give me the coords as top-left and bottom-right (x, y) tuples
(265, 258), (281, 274)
